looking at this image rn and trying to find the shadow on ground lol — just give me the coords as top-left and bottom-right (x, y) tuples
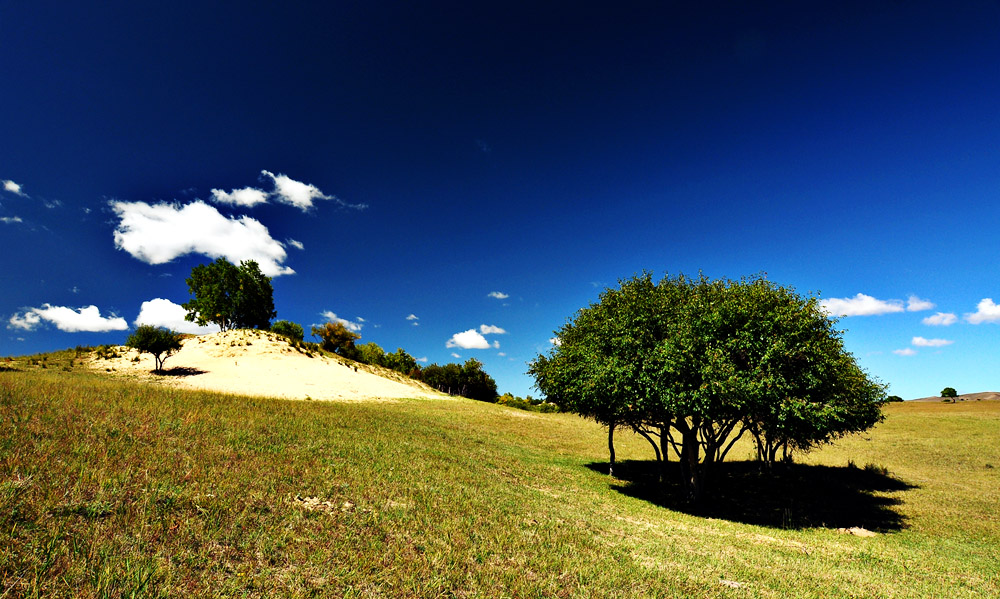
(155, 366), (207, 377)
(586, 459), (916, 531)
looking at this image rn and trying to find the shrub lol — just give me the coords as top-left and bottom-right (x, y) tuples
(271, 320), (305, 341)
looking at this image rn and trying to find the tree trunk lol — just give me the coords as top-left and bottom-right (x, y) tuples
(680, 426), (704, 504)
(607, 422), (616, 477)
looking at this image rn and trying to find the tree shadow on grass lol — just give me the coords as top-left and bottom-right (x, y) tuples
(586, 459), (917, 531)
(154, 366), (207, 377)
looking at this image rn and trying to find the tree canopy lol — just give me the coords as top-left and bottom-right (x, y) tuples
(271, 320), (304, 341)
(421, 358), (498, 402)
(940, 387), (958, 398)
(126, 325), (182, 372)
(312, 321), (361, 356)
(183, 258), (276, 332)
(529, 272), (887, 502)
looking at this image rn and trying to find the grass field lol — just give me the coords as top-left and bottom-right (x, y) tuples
(1, 365), (998, 597)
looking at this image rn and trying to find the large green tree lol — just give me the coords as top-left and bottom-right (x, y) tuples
(183, 258), (276, 332)
(529, 273), (887, 503)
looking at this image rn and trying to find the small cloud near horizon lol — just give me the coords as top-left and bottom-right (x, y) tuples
(923, 312), (957, 326)
(965, 298), (1000, 324)
(8, 304), (128, 333)
(906, 295), (935, 312)
(893, 348), (917, 356)
(320, 311), (364, 332)
(912, 336), (953, 347)
(488, 291), (509, 299)
(135, 298), (216, 334)
(820, 293), (904, 317)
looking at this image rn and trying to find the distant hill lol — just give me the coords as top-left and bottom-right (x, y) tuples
(909, 391), (1000, 402)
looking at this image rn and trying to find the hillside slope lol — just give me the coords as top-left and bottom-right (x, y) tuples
(910, 391), (1000, 402)
(89, 329), (449, 402)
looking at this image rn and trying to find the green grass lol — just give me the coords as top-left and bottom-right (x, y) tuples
(1, 369), (998, 597)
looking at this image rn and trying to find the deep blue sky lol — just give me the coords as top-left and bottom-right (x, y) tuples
(3, 1), (1000, 399)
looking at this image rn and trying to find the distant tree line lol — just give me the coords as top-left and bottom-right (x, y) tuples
(309, 320), (500, 402)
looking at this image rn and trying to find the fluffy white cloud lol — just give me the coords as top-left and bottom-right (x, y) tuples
(966, 298), (1000, 324)
(922, 312), (957, 326)
(287, 239), (305, 250)
(8, 304), (127, 332)
(819, 293), (904, 317)
(912, 336), (953, 347)
(2, 180), (26, 196)
(893, 348), (917, 356)
(406, 314), (419, 320)
(260, 170), (367, 211)
(320, 311), (364, 332)
(906, 295), (935, 312)
(417, 356), (428, 363)
(111, 200), (293, 276)
(135, 298), (215, 334)
(210, 186), (269, 208)
(261, 170), (329, 210)
(479, 324), (507, 335)
(450, 352), (461, 358)
(549, 337), (561, 346)
(488, 291), (509, 299)
(0, 216), (22, 224)
(446, 329), (491, 349)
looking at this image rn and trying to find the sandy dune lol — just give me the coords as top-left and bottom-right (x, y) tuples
(89, 329), (450, 402)
(909, 391), (1000, 402)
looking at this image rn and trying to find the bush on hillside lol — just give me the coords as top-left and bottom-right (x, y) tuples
(271, 320), (304, 341)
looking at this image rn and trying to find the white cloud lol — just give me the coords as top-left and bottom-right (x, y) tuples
(110, 200), (293, 276)
(406, 314), (419, 320)
(922, 312), (957, 326)
(893, 348), (917, 356)
(479, 324), (506, 335)
(135, 298), (215, 334)
(287, 239), (305, 250)
(417, 356), (428, 363)
(260, 170), (366, 212)
(488, 291), (509, 299)
(966, 298), (1000, 324)
(497, 352), (506, 357)
(2, 180), (26, 196)
(912, 336), (953, 347)
(446, 329), (491, 349)
(8, 304), (127, 332)
(261, 170), (328, 210)
(210, 186), (269, 208)
(0, 216), (22, 224)
(906, 295), (935, 312)
(450, 352), (461, 358)
(320, 311), (364, 332)
(492, 340), (500, 349)
(549, 337), (561, 346)
(819, 293), (904, 317)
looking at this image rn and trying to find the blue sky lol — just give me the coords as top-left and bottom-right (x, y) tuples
(2, 1), (999, 399)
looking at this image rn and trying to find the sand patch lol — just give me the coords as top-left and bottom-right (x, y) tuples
(89, 329), (450, 402)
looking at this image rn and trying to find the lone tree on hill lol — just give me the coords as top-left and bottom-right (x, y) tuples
(941, 387), (958, 398)
(126, 325), (182, 372)
(183, 258), (276, 332)
(529, 272), (887, 503)
(312, 321), (361, 356)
